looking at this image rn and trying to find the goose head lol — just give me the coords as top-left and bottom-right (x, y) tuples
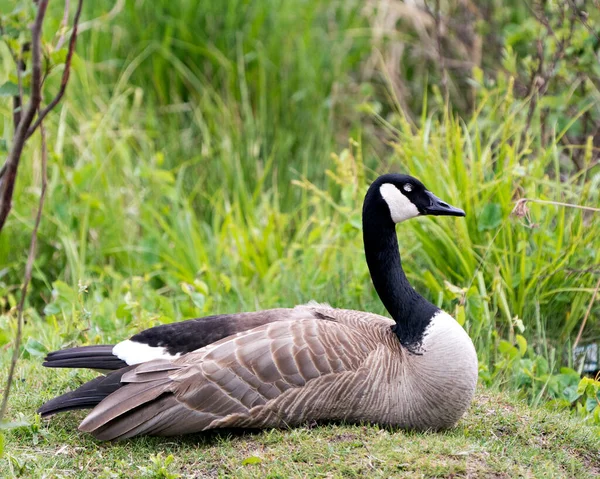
(362, 173), (466, 348)
(367, 174), (465, 224)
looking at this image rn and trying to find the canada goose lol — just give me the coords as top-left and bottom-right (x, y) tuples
(38, 174), (478, 440)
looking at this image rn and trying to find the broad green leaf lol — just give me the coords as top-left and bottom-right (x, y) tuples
(43, 302), (61, 316)
(0, 81), (19, 97)
(577, 378), (592, 395)
(193, 280), (209, 295)
(498, 340), (519, 360)
(516, 334), (527, 356)
(242, 456), (262, 465)
(513, 318), (525, 333)
(477, 203), (503, 232)
(562, 385), (581, 403)
(219, 274), (232, 292)
(0, 328), (10, 347)
(23, 338), (46, 358)
(0, 420), (30, 430)
(181, 282), (206, 310)
(585, 397), (599, 413)
(559, 367), (579, 377)
(189, 292), (205, 310)
(116, 303), (133, 322)
(455, 304), (466, 326)
(49, 48), (68, 66)
(51, 281), (78, 304)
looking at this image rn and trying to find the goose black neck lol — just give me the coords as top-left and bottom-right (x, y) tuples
(362, 199), (439, 347)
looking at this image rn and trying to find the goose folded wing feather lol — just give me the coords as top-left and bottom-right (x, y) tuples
(78, 319), (379, 440)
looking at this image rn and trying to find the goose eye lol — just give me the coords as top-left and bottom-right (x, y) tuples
(403, 184), (413, 193)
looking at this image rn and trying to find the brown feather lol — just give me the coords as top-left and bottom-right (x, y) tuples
(73, 305), (476, 440)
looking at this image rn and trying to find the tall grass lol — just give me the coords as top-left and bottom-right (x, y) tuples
(1, 0), (599, 422)
(385, 92), (600, 348)
(1, 0), (373, 294)
(74, 0), (373, 206)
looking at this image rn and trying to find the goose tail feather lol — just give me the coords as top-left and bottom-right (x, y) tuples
(37, 366), (134, 417)
(43, 345), (127, 371)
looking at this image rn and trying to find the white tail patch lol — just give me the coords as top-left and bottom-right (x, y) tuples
(379, 183), (419, 223)
(112, 340), (181, 365)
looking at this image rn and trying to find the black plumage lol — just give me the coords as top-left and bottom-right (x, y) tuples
(38, 366), (135, 417)
(41, 309), (306, 372)
(43, 345), (127, 370)
(37, 174), (477, 440)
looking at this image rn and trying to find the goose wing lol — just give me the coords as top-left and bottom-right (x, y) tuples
(79, 317), (386, 440)
(43, 307), (325, 370)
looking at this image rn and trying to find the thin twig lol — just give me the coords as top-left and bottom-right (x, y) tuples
(567, 0), (600, 69)
(0, 0), (83, 421)
(434, 0), (448, 102)
(522, 38), (545, 139)
(10, 44), (28, 130)
(0, 0), (49, 233)
(0, 120), (49, 421)
(521, 3), (576, 144)
(573, 276), (600, 351)
(27, 0), (84, 138)
(512, 198), (600, 216)
(13, 60), (25, 129)
(424, 0), (449, 103)
(1, 27), (28, 130)
(566, 0), (600, 41)
(75, 0), (123, 35)
(56, 0), (71, 49)
(512, 196), (600, 347)
(525, 0), (556, 38)
(462, 219), (508, 306)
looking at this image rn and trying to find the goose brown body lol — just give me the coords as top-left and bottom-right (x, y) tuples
(39, 174), (478, 440)
(76, 304), (477, 440)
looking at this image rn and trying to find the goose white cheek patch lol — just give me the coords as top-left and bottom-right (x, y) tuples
(379, 183), (420, 223)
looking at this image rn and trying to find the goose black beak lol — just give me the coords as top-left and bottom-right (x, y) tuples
(423, 191), (466, 217)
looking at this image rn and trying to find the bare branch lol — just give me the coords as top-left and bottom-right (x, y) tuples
(2, 32), (28, 130)
(573, 276), (600, 351)
(423, 0), (449, 102)
(521, 4), (577, 144)
(76, 0), (123, 35)
(27, 0), (84, 138)
(13, 58), (25, 129)
(0, 0), (84, 421)
(433, 0), (448, 103)
(566, 0), (600, 63)
(512, 198), (600, 216)
(56, 0), (71, 49)
(0, 119), (49, 421)
(0, 0), (49, 233)
(525, 0), (556, 38)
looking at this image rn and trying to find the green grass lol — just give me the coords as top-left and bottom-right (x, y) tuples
(1, 2), (598, 354)
(384, 97), (600, 352)
(2, 361), (599, 478)
(1, 0), (600, 474)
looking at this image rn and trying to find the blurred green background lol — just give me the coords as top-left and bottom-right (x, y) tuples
(1, 0), (599, 423)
